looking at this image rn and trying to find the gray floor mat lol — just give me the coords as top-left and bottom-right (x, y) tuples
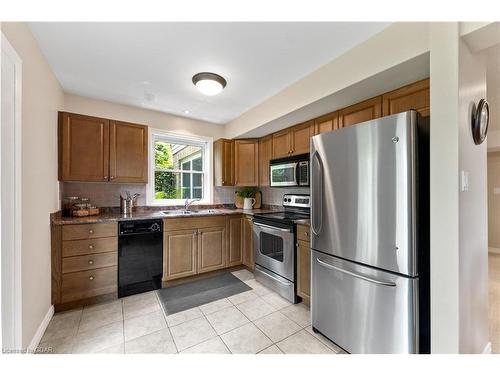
(157, 272), (251, 315)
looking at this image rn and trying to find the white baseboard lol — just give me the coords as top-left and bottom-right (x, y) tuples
(27, 305), (54, 353)
(489, 247), (500, 255)
(482, 342), (492, 354)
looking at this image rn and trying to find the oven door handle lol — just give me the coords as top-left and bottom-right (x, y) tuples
(253, 222), (292, 233)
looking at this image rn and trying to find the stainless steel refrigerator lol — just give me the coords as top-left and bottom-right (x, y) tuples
(310, 110), (430, 354)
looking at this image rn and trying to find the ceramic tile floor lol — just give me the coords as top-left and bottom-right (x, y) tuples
(489, 253), (500, 354)
(38, 269), (344, 354)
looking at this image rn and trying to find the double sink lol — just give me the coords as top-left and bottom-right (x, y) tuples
(162, 209), (224, 216)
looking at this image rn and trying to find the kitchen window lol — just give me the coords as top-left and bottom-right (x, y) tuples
(148, 130), (212, 205)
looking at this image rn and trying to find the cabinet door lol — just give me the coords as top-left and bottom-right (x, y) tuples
(297, 240), (311, 306)
(291, 121), (314, 155)
(272, 129), (291, 158)
(382, 78), (430, 117)
(259, 135), (273, 186)
(163, 229), (197, 281)
(198, 227), (226, 274)
(59, 112), (109, 182)
(338, 96), (382, 128)
(242, 216), (254, 270)
(234, 139), (259, 187)
(214, 139), (234, 186)
(109, 120), (148, 183)
(314, 112), (339, 135)
(226, 216), (243, 266)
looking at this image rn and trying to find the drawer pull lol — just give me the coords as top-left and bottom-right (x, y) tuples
(89, 276), (95, 281)
(88, 260), (94, 265)
(88, 229), (94, 234)
(88, 244), (94, 249)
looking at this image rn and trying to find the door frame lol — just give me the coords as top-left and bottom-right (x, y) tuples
(1, 32), (23, 350)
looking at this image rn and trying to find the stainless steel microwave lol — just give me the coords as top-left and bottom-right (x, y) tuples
(270, 154), (309, 187)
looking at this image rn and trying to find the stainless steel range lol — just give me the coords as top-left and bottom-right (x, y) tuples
(252, 194), (310, 303)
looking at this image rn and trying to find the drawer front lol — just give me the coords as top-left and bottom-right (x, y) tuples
(61, 266), (117, 303)
(62, 223), (117, 241)
(62, 237), (118, 257)
(62, 252), (117, 274)
(297, 224), (310, 242)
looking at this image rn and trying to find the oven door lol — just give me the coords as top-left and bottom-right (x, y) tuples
(270, 162), (298, 187)
(253, 221), (294, 281)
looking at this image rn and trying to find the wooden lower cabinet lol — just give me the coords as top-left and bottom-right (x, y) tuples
(242, 216), (254, 269)
(226, 215), (243, 267)
(163, 216), (228, 282)
(163, 229), (198, 281)
(297, 239), (311, 306)
(198, 226), (226, 273)
(52, 222), (118, 311)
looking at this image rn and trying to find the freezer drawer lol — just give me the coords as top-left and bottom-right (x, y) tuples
(311, 250), (419, 353)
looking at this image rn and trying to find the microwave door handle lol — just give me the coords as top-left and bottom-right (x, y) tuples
(311, 150), (323, 235)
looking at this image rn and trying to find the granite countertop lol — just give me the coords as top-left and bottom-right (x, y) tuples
(51, 206), (284, 225)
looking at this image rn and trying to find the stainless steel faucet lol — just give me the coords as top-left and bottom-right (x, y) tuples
(184, 198), (201, 210)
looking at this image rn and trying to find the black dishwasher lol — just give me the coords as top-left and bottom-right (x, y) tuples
(118, 219), (163, 298)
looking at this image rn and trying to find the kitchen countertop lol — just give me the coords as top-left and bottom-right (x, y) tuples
(50, 206), (285, 225)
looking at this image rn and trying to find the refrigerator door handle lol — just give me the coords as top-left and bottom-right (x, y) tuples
(316, 258), (397, 287)
(311, 150), (323, 235)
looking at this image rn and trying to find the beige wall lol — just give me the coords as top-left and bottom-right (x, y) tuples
(225, 22), (430, 139)
(458, 38), (489, 354)
(488, 152), (500, 248)
(64, 93), (224, 139)
(1, 22), (65, 347)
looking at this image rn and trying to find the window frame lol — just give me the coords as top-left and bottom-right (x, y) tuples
(147, 128), (213, 206)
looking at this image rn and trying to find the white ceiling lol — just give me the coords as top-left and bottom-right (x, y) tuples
(29, 22), (390, 124)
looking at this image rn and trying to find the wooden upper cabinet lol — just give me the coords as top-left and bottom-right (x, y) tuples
(109, 120), (148, 183)
(234, 139), (259, 187)
(59, 112), (149, 183)
(213, 139), (234, 186)
(382, 78), (430, 117)
(59, 112), (110, 182)
(272, 129), (292, 159)
(290, 121), (314, 155)
(314, 112), (339, 135)
(338, 96), (382, 128)
(259, 135), (272, 186)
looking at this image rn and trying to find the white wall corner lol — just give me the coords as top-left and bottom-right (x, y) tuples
(27, 305), (54, 353)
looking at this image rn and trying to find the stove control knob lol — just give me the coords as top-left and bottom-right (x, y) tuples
(151, 223), (161, 232)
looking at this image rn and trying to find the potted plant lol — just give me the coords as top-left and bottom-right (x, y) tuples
(236, 187), (257, 210)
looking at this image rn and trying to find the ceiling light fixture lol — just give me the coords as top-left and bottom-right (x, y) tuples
(192, 72), (227, 96)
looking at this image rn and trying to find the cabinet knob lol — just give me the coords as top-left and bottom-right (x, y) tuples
(305, 232), (309, 237)
(89, 276), (94, 281)
(88, 244), (94, 249)
(104, 176), (108, 180)
(222, 180), (225, 184)
(88, 260), (94, 265)
(88, 229), (94, 234)
(110, 176), (114, 180)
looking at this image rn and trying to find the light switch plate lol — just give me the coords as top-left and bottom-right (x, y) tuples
(461, 170), (469, 192)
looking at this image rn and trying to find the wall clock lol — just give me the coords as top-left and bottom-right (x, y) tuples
(472, 99), (489, 145)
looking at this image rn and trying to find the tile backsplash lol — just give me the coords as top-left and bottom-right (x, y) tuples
(61, 183), (309, 208)
(60, 182), (147, 207)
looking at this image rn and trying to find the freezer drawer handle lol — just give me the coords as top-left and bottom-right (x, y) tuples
(316, 258), (397, 287)
(253, 222), (292, 233)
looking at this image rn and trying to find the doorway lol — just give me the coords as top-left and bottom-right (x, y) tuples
(1, 32), (23, 351)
